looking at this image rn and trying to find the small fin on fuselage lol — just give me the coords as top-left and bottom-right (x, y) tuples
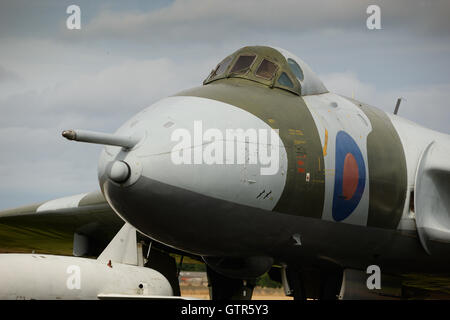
(97, 223), (138, 266)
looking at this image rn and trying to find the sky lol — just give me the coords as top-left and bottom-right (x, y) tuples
(0, 0), (449, 209)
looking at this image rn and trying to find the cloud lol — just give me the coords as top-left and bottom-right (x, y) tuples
(0, 57), (207, 129)
(0, 55), (211, 209)
(77, 0), (450, 43)
(0, 65), (20, 83)
(393, 84), (450, 134)
(82, 0), (360, 42)
(322, 71), (450, 134)
(321, 71), (377, 102)
(0, 125), (102, 208)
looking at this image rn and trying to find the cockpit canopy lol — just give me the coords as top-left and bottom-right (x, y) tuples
(203, 46), (328, 96)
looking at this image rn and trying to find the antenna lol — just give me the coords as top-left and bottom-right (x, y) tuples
(62, 129), (140, 149)
(394, 97), (406, 115)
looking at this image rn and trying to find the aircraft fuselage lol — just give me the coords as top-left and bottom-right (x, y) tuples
(97, 46), (450, 279)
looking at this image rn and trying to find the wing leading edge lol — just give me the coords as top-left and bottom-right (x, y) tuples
(0, 191), (124, 255)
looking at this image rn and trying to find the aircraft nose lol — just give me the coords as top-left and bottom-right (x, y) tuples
(98, 96), (287, 255)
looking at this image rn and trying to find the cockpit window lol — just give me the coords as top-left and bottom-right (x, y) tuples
(287, 58), (304, 81)
(230, 54), (256, 74)
(214, 56), (232, 77)
(277, 72), (294, 88)
(255, 59), (278, 80)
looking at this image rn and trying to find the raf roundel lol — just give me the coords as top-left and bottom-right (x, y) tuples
(332, 131), (366, 221)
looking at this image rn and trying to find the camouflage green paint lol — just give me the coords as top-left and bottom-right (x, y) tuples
(177, 78), (325, 219)
(347, 98), (408, 229)
(204, 46), (302, 96)
(0, 191), (123, 254)
(0, 203), (43, 218)
(0, 209), (123, 255)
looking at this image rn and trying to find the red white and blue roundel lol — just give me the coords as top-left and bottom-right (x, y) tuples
(332, 131), (366, 221)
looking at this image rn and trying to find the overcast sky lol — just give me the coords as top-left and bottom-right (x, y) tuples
(1, 0), (449, 209)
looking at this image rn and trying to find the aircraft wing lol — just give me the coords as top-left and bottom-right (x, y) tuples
(0, 191), (124, 255)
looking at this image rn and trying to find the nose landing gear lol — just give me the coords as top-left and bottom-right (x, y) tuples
(206, 266), (256, 300)
(281, 265), (343, 300)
